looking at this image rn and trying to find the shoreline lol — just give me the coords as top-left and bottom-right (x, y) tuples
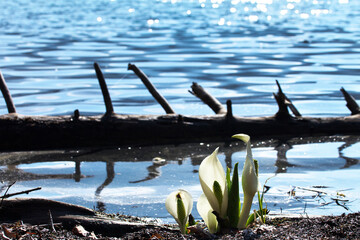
(0, 198), (358, 239)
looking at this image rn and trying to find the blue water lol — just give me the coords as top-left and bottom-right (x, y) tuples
(1, 0), (359, 116)
(0, 0), (360, 221)
(1, 139), (359, 222)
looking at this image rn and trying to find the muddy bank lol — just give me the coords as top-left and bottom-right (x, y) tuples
(0, 198), (358, 239)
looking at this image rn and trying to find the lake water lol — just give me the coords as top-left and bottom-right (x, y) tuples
(1, 137), (360, 222)
(0, 0), (360, 222)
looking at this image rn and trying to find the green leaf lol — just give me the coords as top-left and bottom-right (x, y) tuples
(256, 176), (273, 224)
(246, 212), (255, 227)
(245, 208), (268, 226)
(257, 191), (266, 223)
(258, 191), (263, 210)
(213, 180), (223, 209)
(227, 163), (240, 228)
(226, 167), (231, 192)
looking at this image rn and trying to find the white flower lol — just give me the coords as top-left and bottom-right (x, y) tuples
(197, 194), (218, 233)
(232, 133), (260, 229)
(233, 134), (259, 197)
(165, 189), (193, 234)
(198, 147), (228, 218)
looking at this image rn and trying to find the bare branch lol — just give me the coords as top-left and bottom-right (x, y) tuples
(0, 187), (42, 199)
(190, 82), (226, 114)
(341, 87), (360, 115)
(94, 62), (114, 116)
(128, 63), (175, 114)
(0, 71), (16, 113)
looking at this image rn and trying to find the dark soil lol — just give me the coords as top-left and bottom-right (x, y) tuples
(1, 212), (359, 239)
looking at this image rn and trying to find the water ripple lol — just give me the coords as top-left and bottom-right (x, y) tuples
(0, 0), (359, 117)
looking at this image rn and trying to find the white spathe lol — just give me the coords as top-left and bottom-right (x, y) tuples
(197, 193), (218, 233)
(198, 147), (228, 218)
(232, 133), (260, 229)
(233, 134), (259, 196)
(165, 189), (193, 233)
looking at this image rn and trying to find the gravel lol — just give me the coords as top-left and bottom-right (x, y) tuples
(1, 212), (359, 239)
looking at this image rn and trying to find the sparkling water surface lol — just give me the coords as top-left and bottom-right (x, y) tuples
(0, 0), (360, 222)
(1, 0), (359, 116)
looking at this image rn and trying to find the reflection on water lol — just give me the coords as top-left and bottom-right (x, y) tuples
(1, 136), (359, 221)
(95, 162), (115, 212)
(129, 158), (167, 183)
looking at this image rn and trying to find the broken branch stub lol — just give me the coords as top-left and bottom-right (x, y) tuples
(94, 63), (114, 116)
(0, 71), (16, 114)
(274, 80), (301, 118)
(273, 92), (290, 119)
(128, 63), (175, 114)
(189, 82), (226, 114)
(340, 87), (360, 115)
(226, 99), (233, 119)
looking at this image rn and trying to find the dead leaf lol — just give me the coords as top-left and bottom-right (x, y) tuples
(0, 231), (11, 240)
(150, 233), (164, 239)
(72, 225), (97, 239)
(1, 225), (17, 239)
(187, 225), (213, 238)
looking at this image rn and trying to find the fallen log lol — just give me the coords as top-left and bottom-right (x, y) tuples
(0, 63), (360, 150)
(1, 112), (360, 150)
(0, 198), (95, 224)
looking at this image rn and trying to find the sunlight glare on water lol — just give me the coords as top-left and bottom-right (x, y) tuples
(0, 0), (359, 117)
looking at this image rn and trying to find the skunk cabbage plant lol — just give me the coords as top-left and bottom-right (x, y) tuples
(165, 189), (193, 234)
(166, 133), (262, 234)
(197, 133), (260, 232)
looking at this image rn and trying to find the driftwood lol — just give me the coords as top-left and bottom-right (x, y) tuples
(1, 112), (360, 150)
(0, 63), (360, 150)
(0, 198), (95, 224)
